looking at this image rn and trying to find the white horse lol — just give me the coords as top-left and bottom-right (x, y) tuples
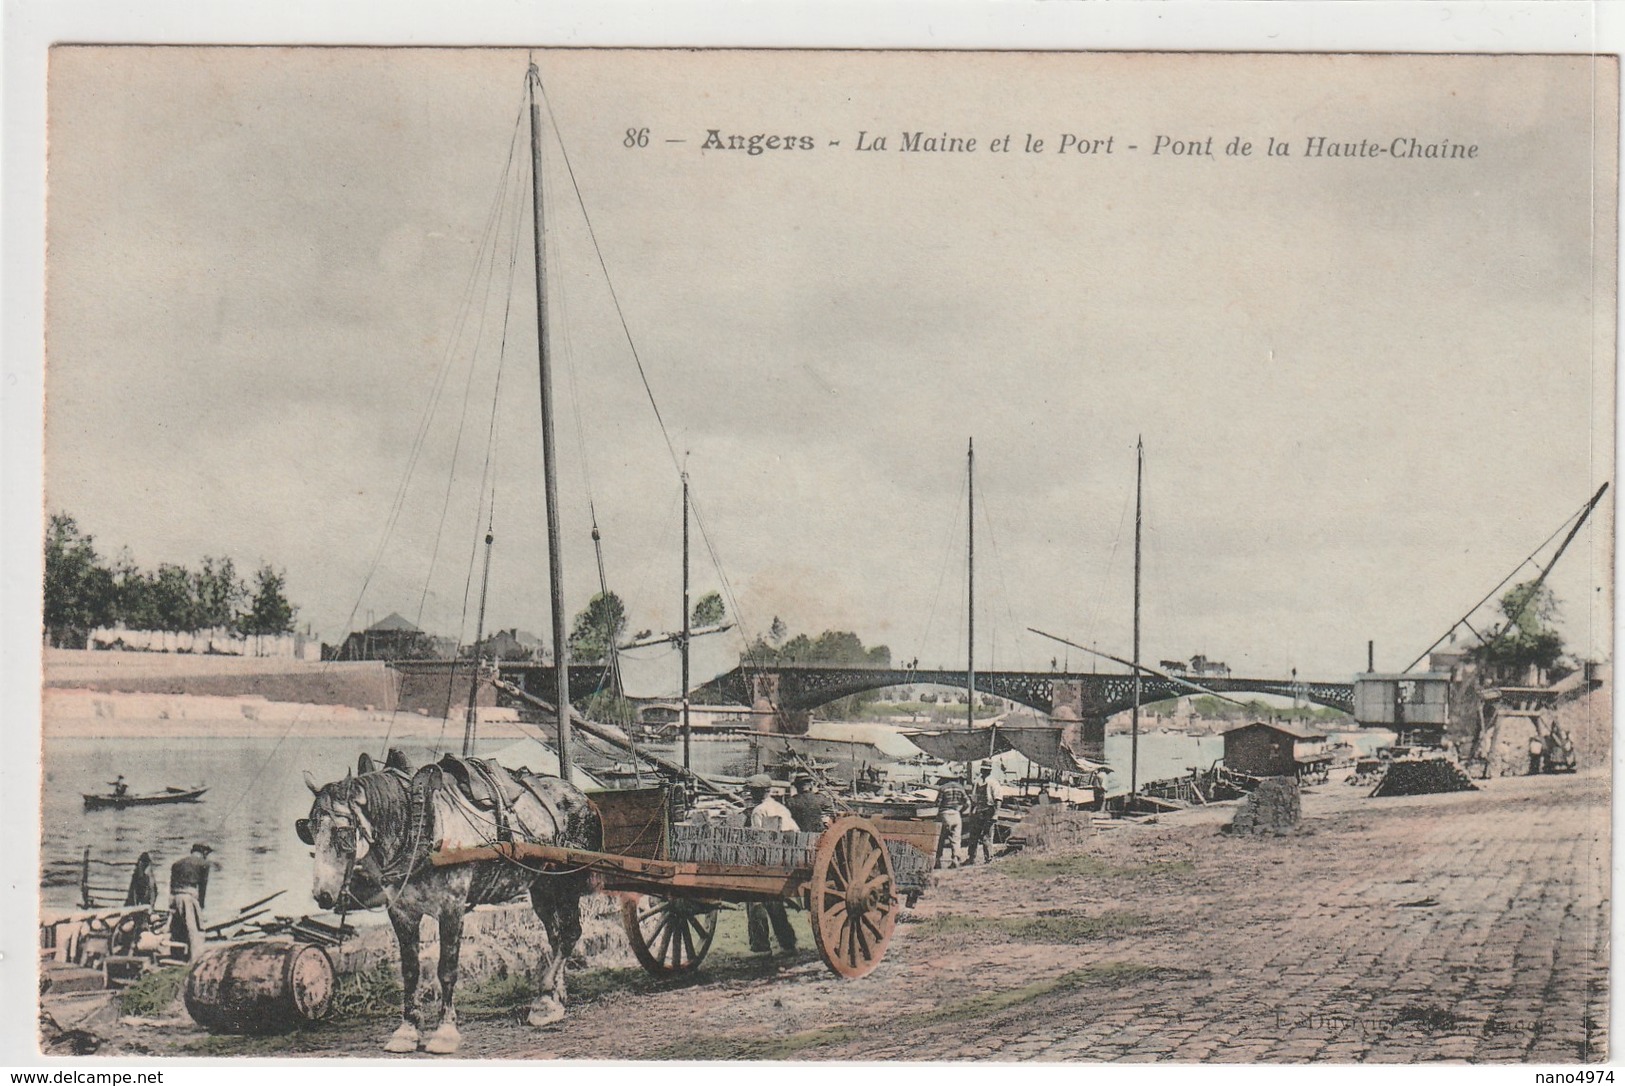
(299, 753), (602, 1054)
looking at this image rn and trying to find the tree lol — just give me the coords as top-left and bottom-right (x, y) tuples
(568, 591), (627, 663)
(737, 624), (893, 717)
(148, 564), (200, 632)
(192, 556), (246, 630)
(583, 689), (638, 730)
(690, 590), (726, 629)
(1468, 580), (1566, 679)
(43, 514), (117, 646)
(768, 615), (787, 646)
(240, 565), (297, 635)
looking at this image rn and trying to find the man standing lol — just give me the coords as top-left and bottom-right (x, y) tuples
(1527, 733), (1545, 775)
(744, 775), (798, 955)
(935, 771), (969, 869)
(785, 773), (827, 834)
(168, 842), (212, 960)
(965, 764), (1000, 864)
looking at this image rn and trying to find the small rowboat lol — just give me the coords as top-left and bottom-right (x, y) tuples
(83, 786), (207, 810)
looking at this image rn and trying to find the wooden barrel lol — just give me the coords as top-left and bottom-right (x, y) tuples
(183, 941), (335, 1034)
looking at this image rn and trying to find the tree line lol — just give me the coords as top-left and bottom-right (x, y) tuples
(44, 513), (299, 647)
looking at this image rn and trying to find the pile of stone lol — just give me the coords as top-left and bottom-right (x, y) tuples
(1012, 803), (1095, 852)
(1226, 776), (1301, 836)
(1370, 758), (1478, 797)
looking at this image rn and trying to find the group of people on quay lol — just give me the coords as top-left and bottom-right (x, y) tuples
(119, 841), (215, 961)
(934, 764), (1000, 868)
(739, 760), (1007, 955)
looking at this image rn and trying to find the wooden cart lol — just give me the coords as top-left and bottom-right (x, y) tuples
(432, 786), (940, 979)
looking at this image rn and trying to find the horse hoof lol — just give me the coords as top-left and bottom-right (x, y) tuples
(382, 1024), (420, 1054)
(527, 997), (565, 1028)
(422, 1025), (462, 1055)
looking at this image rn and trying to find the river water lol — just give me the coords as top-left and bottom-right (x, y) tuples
(41, 724), (1389, 919)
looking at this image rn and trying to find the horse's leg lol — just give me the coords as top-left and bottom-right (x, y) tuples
(383, 905), (423, 1053)
(422, 905), (465, 1055)
(526, 879), (584, 1027)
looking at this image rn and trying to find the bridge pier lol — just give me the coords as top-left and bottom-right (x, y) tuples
(750, 673), (811, 735)
(1049, 679), (1108, 763)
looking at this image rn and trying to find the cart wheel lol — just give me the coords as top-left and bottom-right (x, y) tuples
(809, 816), (898, 979)
(621, 895), (717, 976)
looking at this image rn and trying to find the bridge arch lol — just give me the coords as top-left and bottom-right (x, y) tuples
(692, 664), (1353, 719)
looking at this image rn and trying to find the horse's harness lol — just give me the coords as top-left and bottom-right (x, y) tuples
(299, 769), (423, 907)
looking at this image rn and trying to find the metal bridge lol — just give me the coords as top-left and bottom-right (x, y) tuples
(396, 659), (1352, 726)
(691, 664), (1353, 719)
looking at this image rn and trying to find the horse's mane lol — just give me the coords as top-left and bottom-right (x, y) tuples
(352, 770), (411, 840)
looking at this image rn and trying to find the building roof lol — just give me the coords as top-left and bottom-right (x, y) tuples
(367, 612), (422, 633)
(1222, 720), (1325, 741)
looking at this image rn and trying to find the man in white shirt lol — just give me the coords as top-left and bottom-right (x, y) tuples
(744, 774), (799, 954)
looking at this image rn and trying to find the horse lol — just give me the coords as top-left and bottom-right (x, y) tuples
(298, 751), (603, 1054)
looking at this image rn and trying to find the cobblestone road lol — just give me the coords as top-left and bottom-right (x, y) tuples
(492, 769), (1609, 1062)
(117, 768), (1609, 1062)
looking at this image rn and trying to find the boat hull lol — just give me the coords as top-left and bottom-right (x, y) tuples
(83, 788), (207, 810)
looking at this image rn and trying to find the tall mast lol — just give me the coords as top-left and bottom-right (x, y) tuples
(462, 527), (495, 756)
(528, 62), (572, 783)
(967, 438), (975, 732)
(681, 472), (692, 769)
(1131, 436), (1143, 796)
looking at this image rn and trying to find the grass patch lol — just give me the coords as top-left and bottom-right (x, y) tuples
(325, 962), (402, 1021)
(998, 853), (1196, 882)
(118, 966), (187, 1017)
(650, 961), (1169, 1060)
(459, 971), (536, 1017)
(915, 910), (1152, 942)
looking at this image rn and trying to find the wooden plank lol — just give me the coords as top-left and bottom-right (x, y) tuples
(603, 873), (804, 900)
(432, 840), (810, 898)
(431, 841), (680, 878)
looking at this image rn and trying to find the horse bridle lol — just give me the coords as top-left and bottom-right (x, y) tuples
(297, 787), (380, 909)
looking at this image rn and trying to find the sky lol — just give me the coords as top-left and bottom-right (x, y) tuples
(42, 47), (1616, 688)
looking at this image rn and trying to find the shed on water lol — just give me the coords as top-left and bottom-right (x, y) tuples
(1221, 721), (1327, 778)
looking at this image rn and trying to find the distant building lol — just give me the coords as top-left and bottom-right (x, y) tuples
(330, 612), (451, 661)
(635, 702), (772, 736)
(1222, 721), (1327, 778)
(462, 628), (545, 662)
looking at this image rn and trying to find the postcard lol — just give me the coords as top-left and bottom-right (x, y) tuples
(30, 44), (1615, 1065)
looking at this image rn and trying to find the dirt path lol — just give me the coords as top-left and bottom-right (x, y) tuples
(112, 770), (1608, 1062)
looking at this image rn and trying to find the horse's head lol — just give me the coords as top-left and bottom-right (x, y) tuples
(297, 768), (383, 911)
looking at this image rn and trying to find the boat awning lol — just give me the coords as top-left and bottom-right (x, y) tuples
(906, 724), (1103, 776)
(999, 726), (1106, 776)
(906, 727), (1002, 765)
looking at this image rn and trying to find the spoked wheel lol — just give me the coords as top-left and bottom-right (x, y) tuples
(809, 816), (898, 978)
(621, 895), (718, 976)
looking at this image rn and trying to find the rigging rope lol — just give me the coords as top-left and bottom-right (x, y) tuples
(434, 124), (532, 760)
(532, 72), (684, 481)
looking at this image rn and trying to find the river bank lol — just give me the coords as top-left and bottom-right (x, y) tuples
(83, 768), (1608, 1062)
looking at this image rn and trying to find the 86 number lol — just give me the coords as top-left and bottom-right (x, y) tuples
(624, 127), (649, 148)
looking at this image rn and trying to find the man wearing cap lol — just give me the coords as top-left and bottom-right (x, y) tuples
(965, 764), (1000, 864)
(785, 773), (827, 834)
(168, 843), (212, 960)
(935, 772), (970, 868)
(744, 775), (798, 955)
